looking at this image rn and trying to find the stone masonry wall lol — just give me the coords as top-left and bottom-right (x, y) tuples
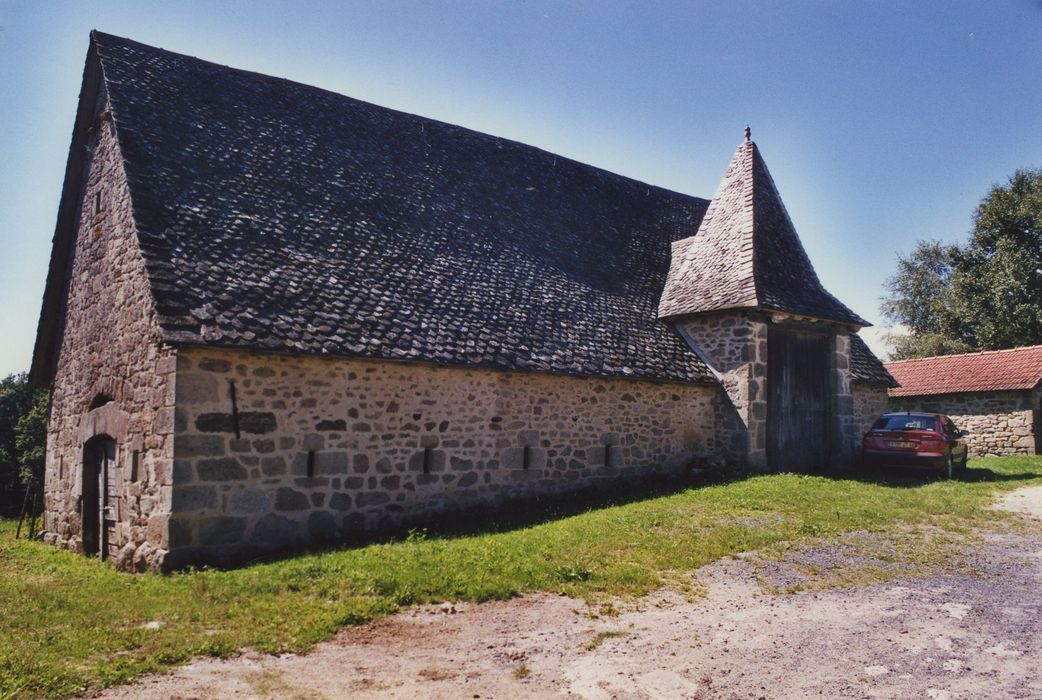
(42, 88), (175, 571)
(830, 333), (858, 464)
(168, 346), (719, 567)
(675, 312), (768, 469)
(852, 383), (889, 444)
(890, 389), (1040, 456)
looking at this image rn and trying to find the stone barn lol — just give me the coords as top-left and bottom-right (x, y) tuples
(31, 32), (893, 570)
(886, 346), (1042, 456)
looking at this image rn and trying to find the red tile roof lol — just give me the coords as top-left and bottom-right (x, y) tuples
(885, 345), (1042, 397)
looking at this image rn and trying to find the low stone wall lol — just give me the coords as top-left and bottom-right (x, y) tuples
(890, 390), (1040, 456)
(168, 347), (720, 567)
(852, 383), (890, 443)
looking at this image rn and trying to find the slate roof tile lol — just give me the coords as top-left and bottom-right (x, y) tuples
(659, 139), (867, 326)
(849, 334), (898, 387)
(89, 32), (716, 384)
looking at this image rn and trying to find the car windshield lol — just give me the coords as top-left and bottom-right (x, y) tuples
(872, 415), (939, 432)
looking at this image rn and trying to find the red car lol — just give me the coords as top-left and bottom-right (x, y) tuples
(861, 412), (970, 479)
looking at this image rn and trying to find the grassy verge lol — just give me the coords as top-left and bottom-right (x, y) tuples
(2, 456), (1041, 698)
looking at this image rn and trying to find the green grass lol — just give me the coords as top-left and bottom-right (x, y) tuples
(580, 630), (629, 651)
(2, 455), (1041, 698)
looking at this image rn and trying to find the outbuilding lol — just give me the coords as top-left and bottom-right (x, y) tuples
(885, 346), (1042, 456)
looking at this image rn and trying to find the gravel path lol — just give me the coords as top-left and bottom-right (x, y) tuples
(97, 490), (1042, 699)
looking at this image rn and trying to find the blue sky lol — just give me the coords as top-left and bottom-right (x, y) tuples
(1, 1), (1040, 376)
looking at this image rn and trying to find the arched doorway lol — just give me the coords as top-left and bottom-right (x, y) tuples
(82, 436), (117, 559)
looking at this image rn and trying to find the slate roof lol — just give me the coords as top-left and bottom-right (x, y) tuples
(37, 31), (720, 384)
(849, 334), (898, 387)
(886, 345), (1042, 397)
(33, 32), (890, 390)
(658, 138), (867, 327)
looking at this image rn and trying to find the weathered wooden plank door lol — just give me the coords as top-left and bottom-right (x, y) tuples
(767, 329), (830, 471)
(99, 439), (119, 560)
(81, 449), (100, 557)
(83, 437), (118, 559)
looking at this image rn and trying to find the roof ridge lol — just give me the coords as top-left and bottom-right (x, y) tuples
(88, 30), (705, 206)
(884, 343), (1042, 365)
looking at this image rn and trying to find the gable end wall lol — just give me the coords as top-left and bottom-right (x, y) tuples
(41, 88), (175, 571)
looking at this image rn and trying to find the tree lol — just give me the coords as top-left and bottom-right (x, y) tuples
(16, 389), (49, 487)
(881, 240), (972, 359)
(951, 169), (1042, 350)
(0, 373), (49, 516)
(881, 169), (1042, 358)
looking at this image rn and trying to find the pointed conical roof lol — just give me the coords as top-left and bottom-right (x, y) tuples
(658, 136), (866, 326)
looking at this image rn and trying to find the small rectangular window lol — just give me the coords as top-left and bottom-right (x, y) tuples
(130, 450), (139, 482)
(306, 450), (316, 478)
(423, 447), (432, 474)
(94, 192), (102, 216)
(522, 445), (531, 470)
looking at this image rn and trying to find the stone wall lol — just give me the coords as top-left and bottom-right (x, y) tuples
(890, 389), (1040, 456)
(675, 312), (768, 468)
(167, 346), (720, 567)
(675, 311), (859, 469)
(852, 383), (889, 443)
(41, 88), (175, 571)
(830, 333), (858, 463)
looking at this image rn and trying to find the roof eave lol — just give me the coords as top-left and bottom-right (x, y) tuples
(165, 337), (722, 387)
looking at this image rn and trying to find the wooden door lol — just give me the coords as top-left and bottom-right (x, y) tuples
(81, 448), (100, 557)
(82, 437), (118, 559)
(98, 439), (119, 560)
(767, 329), (831, 471)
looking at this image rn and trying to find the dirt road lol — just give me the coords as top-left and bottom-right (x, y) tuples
(98, 487), (1042, 699)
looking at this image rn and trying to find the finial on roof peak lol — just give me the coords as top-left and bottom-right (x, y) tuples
(744, 125), (751, 142)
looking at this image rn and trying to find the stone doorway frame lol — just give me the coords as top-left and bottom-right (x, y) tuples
(77, 397), (130, 558)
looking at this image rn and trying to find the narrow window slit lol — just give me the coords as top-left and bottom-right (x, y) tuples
(306, 450), (316, 478)
(523, 445), (532, 470)
(130, 450), (140, 482)
(604, 444), (611, 468)
(422, 447), (432, 474)
(228, 379), (240, 439)
(94, 191), (102, 216)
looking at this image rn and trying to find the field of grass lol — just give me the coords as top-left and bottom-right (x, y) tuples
(2, 456), (1041, 698)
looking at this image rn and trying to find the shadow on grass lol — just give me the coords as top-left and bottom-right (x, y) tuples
(211, 468), (755, 570)
(349, 468), (751, 545)
(185, 458), (1042, 571)
(820, 464), (1040, 488)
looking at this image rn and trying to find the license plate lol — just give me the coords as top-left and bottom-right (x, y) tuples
(886, 441), (915, 449)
